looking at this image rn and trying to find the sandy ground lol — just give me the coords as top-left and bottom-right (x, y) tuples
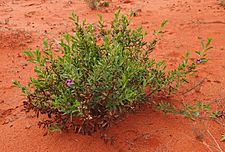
(0, 0), (225, 151)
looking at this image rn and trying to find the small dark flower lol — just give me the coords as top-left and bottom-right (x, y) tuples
(196, 59), (202, 64)
(66, 79), (72, 87)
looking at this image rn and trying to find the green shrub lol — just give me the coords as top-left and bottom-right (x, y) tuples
(13, 10), (212, 135)
(100, 1), (109, 7)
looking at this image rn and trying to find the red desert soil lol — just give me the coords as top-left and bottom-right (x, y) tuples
(0, 0), (225, 151)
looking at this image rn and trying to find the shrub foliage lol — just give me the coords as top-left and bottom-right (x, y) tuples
(13, 10), (212, 135)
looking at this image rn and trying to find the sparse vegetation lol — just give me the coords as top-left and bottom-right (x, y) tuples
(181, 101), (211, 120)
(84, 0), (110, 10)
(155, 101), (211, 120)
(85, 0), (99, 9)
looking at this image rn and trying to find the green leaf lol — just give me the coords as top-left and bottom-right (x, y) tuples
(206, 37), (212, 48)
(160, 19), (168, 29)
(12, 80), (21, 87)
(23, 50), (34, 58)
(43, 39), (49, 49)
(221, 134), (225, 142)
(201, 40), (204, 49)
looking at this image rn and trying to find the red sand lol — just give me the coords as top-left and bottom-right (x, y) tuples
(0, 0), (225, 151)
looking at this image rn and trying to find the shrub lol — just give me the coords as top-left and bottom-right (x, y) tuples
(13, 10), (212, 135)
(85, 0), (99, 10)
(84, 0), (110, 9)
(100, 1), (109, 7)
